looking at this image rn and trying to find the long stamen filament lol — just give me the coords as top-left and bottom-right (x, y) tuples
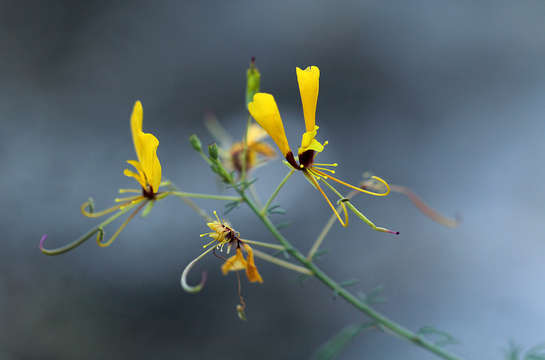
(97, 200), (148, 248)
(40, 201), (141, 255)
(345, 201), (399, 235)
(306, 171), (348, 227)
(311, 169), (391, 197)
(80, 201), (129, 218)
(313, 166), (336, 174)
(180, 246), (215, 293)
(307, 189), (360, 260)
(118, 188), (141, 194)
(202, 238), (217, 248)
(115, 195), (144, 203)
(313, 162), (338, 167)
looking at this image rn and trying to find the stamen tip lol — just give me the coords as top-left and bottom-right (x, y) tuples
(39, 234), (47, 250)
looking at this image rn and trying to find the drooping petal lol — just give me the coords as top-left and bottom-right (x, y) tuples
(137, 132), (161, 193)
(248, 93), (291, 157)
(243, 244), (263, 283)
(296, 66), (320, 132)
(221, 248), (247, 274)
(126, 160), (146, 183)
(130, 101), (144, 162)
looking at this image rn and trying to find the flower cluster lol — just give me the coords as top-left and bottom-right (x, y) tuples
(40, 60), (458, 321)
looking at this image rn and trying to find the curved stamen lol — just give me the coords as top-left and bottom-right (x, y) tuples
(80, 197), (142, 218)
(180, 246), (215, 293)
(345, 201), (399, 235)
(306, 171), (348, 227)
(39, 202), (140, 255)
(115, 195), (143, 203)
(313, 166), (336, 174)
(311, 170), (391, 197)
(97, 200), (147, 248)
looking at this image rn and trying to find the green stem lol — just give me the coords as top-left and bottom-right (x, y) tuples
(261, 169), (295, 215)
(235, 187), (462, 360)
(170, 191), (241, 202)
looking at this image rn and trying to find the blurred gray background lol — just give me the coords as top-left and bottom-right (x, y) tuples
(2, 0), (545, 359)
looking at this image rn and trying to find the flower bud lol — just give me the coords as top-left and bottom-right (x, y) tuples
(208, 143), (219, 160)
(189, 134), (202, 152)
(245, 57), (261, 108)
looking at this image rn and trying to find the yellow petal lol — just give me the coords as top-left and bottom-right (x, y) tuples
(249, 142), (276, 158)
(248, 93), (291, 157)
(123, 169), (146, 189)
(131, 101), (144, 162)
(298, 125), (325, 154)
(296, 66), (320, 132)
(137, 132), (162, 193)
(243, 244), (263, 283)
(246, 123), (269, 145)
(221, 248), (247, 274)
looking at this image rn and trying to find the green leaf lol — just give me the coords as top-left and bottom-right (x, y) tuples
(417, 326), (459, 347)
(268, 205), (287, 215)
(504, 342), (521, 360)
(275, 221), (292, 230)
(525, 343), (545, 360)
(314, 323), (375, 360)
(357, 285), (387, 305)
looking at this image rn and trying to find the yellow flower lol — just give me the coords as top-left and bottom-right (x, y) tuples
(40, 101), (167, 254)
(181, 211), (263, 294)
(229, 124), (276, 173)
(123, 100), (162, 197)
(248, 66), (392, 227)
(205, 115), (276, 174)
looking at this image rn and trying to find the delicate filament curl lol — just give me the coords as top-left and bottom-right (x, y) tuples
(180, 247), (215, 293)
(311, 170), (391, 197)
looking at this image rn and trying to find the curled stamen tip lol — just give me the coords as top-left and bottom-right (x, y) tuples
(39, 234), (48, 251)
(181, 267), (208, 294)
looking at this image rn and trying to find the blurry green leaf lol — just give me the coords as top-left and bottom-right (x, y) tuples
(275, 221), (292, 230)
(268, 205), (287, 215)
(224, 201), (240, 215)
(417, 326), (459, 347)
(314, 322), (375, 360)
(526, 343), (545, 360)
(504, 342), (522, 360)
(358, 285), (387, 305)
